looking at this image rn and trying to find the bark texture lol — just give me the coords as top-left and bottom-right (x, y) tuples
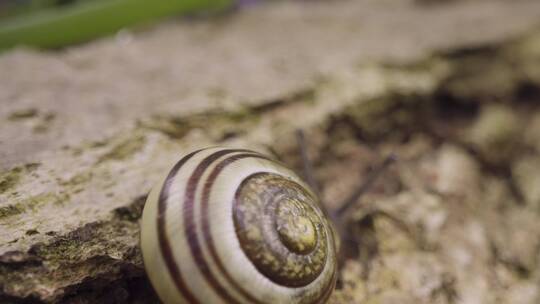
(1, 0), (540, 303)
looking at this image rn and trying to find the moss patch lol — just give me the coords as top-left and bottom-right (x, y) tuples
(0, 164), (39, 194)
(0, 204), (25, 218)
(60, 172), (93, 187)
(140, 108), (258, 141)
(113, 195), (146, 222)
(0, 167), (23, 194)
(140, 89), (314, 141)
(7, 108), (38, 121)
(98, 134), (146, 163)
(0, 192), (70, 220)
(33, 112), (56, 133)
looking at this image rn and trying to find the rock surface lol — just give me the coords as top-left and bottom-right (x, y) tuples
(1, 0), (540, 302)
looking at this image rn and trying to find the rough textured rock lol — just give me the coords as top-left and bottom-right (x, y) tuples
(1, 0), (540, 302)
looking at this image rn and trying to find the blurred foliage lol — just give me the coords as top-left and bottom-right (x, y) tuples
(0, 0), (232, 50)
(0, 0), (93, 19)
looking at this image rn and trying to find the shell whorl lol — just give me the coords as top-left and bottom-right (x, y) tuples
(141, 148), (337, 304)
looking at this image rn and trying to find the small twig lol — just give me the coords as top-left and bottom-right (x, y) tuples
(296, 129), (321, 198)
(295, 130), (399, 269)
(335, 154), (397, 217)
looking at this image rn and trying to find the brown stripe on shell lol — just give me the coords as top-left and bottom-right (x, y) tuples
(201, 153), (271, 304)
(183, 149), (253, 304)
(157, 149), (203, 304)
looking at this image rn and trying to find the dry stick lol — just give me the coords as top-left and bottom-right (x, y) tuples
(335, 153), (397, 217)
(296, 129), (321, 198)
(295, 129), (397, 220)
(295, 130), (398, 274)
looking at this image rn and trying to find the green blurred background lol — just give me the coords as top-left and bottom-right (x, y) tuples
(0, 0), (231, 50)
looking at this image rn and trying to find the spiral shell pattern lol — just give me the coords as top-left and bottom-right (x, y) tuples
(141, 148), (337, 304)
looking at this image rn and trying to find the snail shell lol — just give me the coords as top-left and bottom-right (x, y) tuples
(141, 148), (337, 304)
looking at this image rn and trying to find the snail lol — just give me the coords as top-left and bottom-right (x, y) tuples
(140, 141), (396, 303)
(141, 147), (337, 304)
